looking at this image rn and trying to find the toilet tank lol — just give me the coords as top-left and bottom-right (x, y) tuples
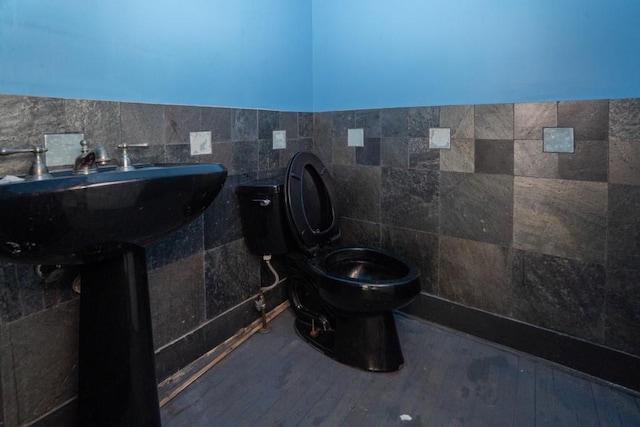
(236, 183), (295, 255)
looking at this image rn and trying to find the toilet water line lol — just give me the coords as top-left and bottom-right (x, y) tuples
(255, 254), (287, 332)
(260, 254), (286, 291)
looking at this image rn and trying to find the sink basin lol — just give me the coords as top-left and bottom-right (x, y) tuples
(0, 162), (227, 426)
(0, 163), (227, 265)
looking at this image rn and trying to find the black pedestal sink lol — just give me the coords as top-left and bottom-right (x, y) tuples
(0, 163), (227, 426)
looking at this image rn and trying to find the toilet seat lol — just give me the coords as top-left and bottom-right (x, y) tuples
(284, 152), (340, 254)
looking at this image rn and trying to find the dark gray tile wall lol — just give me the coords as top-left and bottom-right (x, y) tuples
(2, 94), (639, 425)
(0, 94), (313, 424)
(513, 177), (607, 264)
(317, 98), (640, 362)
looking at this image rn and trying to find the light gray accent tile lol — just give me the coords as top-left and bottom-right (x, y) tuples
(543, 128), (574, 153)
(429, 128), (451, 149)
(347, 128), (364, 147)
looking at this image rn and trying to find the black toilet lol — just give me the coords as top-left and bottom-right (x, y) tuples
(236, 151), (420, 372)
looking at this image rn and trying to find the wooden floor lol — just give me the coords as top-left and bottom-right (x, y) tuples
(160, 309), (640, 426)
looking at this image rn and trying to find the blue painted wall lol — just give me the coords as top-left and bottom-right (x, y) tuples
(2, 1), (639, 112)
(0, 0), (313, 111)
(312, 0), (640, 111)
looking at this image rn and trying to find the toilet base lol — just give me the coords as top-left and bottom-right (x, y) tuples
(334, 312), (404, 372)
(294, 311), (405, 372)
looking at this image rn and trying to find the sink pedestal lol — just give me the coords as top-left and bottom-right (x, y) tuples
(78, 246), (161, 426)
(0, 162), (228, 424)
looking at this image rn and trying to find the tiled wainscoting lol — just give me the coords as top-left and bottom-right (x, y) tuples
(0, 95), (311, 425)
(315, 99), (640, 363)
(0, 95), (639, 425)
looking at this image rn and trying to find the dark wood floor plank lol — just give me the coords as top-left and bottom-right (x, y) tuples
(390, 325), (449, 422)
(361, 317), (449, 425)
(512, 356), (536, 427)
(611, 387), (640, 427)
(304, 366), (375, 426)
(294, 363), (362, 427)
(160, 335), (260, 421)
(405, 331), (464, 423)
(276, 356), (351, 426)
(338, 372), (398, 425)
(534, 361), (557, 426)
(468, 344), (520, 427)
(161, 309), (640, 427)
(230, 342), (322, 425)
(591, 383), (623, 427)
(551, 369), (593, 427)
(162, 314), (300, 425)
(425, 335), (477, 426)
(209, 339), (305, 424)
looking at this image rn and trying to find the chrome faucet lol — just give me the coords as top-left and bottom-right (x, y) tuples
(0, 146), (52, 180)
(116, 143), (149, 171)
(73, 140), (111, 175)
(73, 140), (98, 175)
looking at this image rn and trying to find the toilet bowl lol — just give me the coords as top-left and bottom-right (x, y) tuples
(236, 151), (420, 372)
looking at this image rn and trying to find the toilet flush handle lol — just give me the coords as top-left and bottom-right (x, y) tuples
(252, 198), (271, 207)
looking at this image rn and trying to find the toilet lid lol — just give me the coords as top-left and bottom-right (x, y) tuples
(285, 151), (340, 254)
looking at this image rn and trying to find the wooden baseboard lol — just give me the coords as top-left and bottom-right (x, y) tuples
(158, 301), (290, 406)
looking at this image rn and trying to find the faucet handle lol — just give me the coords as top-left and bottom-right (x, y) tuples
(0, 146), (52, 180)
(0, 145), (47, 155)
(116, 143), (149, 171)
